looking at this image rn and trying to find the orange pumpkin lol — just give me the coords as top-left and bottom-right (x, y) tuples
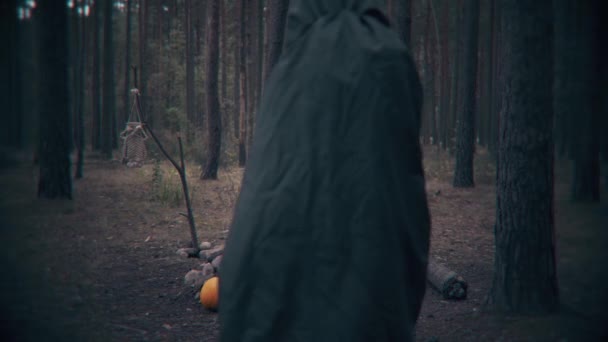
(200, 276), (219, 311)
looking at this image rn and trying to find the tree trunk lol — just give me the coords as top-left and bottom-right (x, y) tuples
(220, 0), (228, 110)
(238, 0), (248, 167)
(37, 0), (72, 199)
(453, 0), (479, 188)
(0, 0), (22, 148)
(138, 0), (149, 125)
(437, 0), (450, 147)
(101, 0), (115, 159)
(488, 0), (559, 313)
(201, 0), (221, 180)
(553, 0), (573, 158)
(233, 0), (241, 141)
(447, 0), (463, 154)
(123, 0), (133, 126)
(92, 0), (102, 150)
(246, 0), (262, 153)
(560, 1), (600, 202)
(394, 0), (412, 47)
(599, 1), (608, 169)
(488, 0), (501, 155)
(478, 0), (494, 148)
(263, 0), (289, 86)
(185, 0), (196, 127)
(421, 0), (435, 145)
(75, 1), (87, 179)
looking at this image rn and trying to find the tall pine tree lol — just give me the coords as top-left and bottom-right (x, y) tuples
(37, 0), (72, 199)
(488, 0), (558, 313)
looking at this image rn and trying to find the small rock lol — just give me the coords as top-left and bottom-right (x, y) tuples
(211, 255), (223, 273)
(202, 245), (224, 262)
(184, 270), (207, 289)
(198, 250), (207, 259)
(177, 247), (198, 258)
(199, 241), (212, 250)
(202, 263), (215, 277)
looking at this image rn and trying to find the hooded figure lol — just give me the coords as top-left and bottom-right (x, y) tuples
(219, 0), (430, 341)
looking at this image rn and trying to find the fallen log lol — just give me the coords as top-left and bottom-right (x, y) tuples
(427, 258), (468, 300)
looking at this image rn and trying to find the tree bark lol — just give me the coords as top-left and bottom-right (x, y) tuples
(599, 1), (608, 168)
(233, 0), (241, 141)
(453, 0), (479, 188)
(37, 0), (72, 199)
(488, 0), (559, 313)
(246, 0), (262, 153)
(447, 0), (463, 153)
(478, 0), (494, 148)
(263, 0), (289, 86)
(138, 0), (149, 125)
(92, 0), (102, 150)
(185, 0), (196, 127)
(421, 0), (435, 145)
(437, 0), (450, 147)
(201, 0), (222, 180)
(0, 0), (21, 148)
(123, 0), (133, 126)
(75, 1), (87, 179)
(394, 0), (412, 47)
(238, 0), (248, 166)
(488, 0), (501, 155)
(220, 0), (228, 113)
(101, 0), (116, 159)
(560, 1), (600, 202)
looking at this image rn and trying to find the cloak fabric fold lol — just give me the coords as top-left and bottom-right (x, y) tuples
(220, 0), (430, 341)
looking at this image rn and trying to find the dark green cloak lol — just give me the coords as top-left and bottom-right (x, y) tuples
(219, 1), (430, 341)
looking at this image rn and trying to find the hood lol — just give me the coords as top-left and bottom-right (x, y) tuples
(285, 0), (385, 46)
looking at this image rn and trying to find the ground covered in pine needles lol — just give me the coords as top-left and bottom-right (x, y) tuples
(1, 148), (607, 341)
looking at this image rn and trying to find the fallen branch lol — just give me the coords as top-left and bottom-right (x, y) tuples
(427, 258), (468, 300)
(130, 74), (200, 254)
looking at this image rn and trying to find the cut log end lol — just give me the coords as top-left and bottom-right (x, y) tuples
(427, 259), (468, 300)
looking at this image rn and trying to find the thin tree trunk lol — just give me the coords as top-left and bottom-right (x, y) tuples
(263, 0), (289, 86)
(238, 0), (248, 166)
(123, 0), (133, 126)
(599, 1), (608, 170)
(75, 1), (87, 179)
(246, 0), (261, 153)
(564, 1), (600, 202)
(233, 0), (241, 141)
(447, 0), (463, 154)
(421, 0), (434, 145)
(488, 0), (501, 155)
(101, 0), (116, 159)
(220, 0), (228, 110)
(92, 0), (101, 150)
(37, 0), (72, 199)
(488, 0), (558, 313)
(453, 0), (480, 188)
(437, 0), (450, 147)
(429, 0), (440, 147)
(185, 0), (196, 127)
(394, 0), (412, 47)
(479, 0), (494, 148)
(0, 0), (20, 147)
(138, 0), (149, 125)
(201, 0), (221, 180)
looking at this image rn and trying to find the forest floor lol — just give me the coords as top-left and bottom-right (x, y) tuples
(1, 147), (607, 342)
